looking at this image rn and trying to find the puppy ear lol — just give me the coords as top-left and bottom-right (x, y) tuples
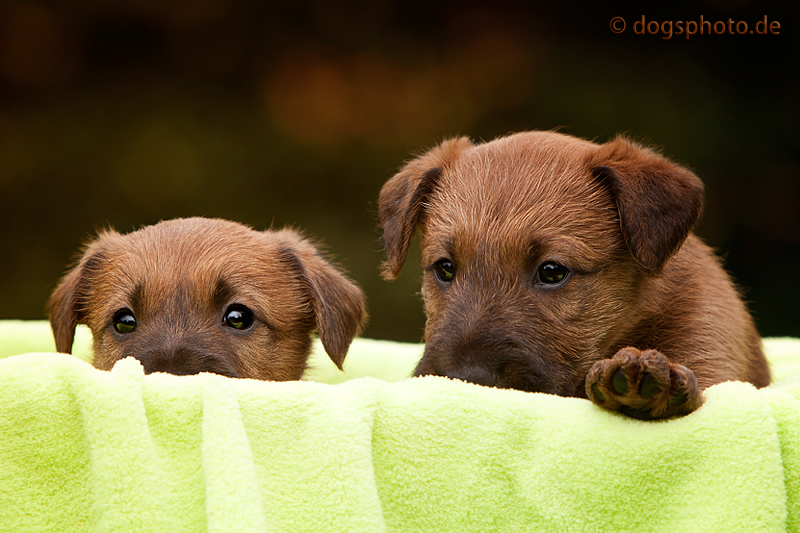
(277, 232), (367, 369)
(588, 136), (704, 274)
(378, 136), (473, 280)
(47, 230), (117, 353)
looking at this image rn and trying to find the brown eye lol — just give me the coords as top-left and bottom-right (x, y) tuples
(433, 259), (456, 283)
(113, 309), (137, 334)
(537, 262), (570, 285)
(224, 304), (254, 330)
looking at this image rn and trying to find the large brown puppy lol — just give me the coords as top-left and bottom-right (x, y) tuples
(379, 131), (769, 419)
(49, 217), (366, 380)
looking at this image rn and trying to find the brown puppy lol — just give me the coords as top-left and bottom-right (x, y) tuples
(379, 131), (769, 419)
(48, 217), (366, 380)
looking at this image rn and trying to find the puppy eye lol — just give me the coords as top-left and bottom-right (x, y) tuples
(112, 309), (137, 334)
(224, 304), (254, 330)
(433, 259), (456, 283)
(537, 262), (570, 285)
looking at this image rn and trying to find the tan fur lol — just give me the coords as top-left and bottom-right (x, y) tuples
(379, 131), (769, 419)
(48, 217), (366, 380)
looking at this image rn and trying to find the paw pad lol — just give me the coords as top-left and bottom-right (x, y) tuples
(612, 368), (628, 394)
(585, 348), (702, 419)
(639, 372), (661, 399)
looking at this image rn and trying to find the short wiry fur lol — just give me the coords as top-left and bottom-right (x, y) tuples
(48, 217), (366, 380)
(379, 131), (769, 419)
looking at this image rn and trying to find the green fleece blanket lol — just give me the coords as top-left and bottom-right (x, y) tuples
(2, 321), (800, 532)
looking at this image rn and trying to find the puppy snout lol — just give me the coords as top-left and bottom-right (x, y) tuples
(447, 365), (497, 387)
(136, 346), (240, 378)
(419, 334), (519, 387)
(421, 331), (566, 394)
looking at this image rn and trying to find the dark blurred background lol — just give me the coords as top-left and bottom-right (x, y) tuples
(0, 1), (797, 341)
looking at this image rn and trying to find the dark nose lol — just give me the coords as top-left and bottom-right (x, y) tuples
(446, 365), (497, 387)
(136, 347), (240, 378)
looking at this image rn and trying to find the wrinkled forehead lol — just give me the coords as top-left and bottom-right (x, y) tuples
(421, 137), (619, 265)
(430, 138), (611, 224)
(85, 228), (294, 312)
(105, 226), (272, 279)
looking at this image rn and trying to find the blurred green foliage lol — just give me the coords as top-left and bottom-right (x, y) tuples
(0, 1), (797, 341)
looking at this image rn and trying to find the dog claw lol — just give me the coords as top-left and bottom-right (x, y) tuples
(585, 347), (702, 419)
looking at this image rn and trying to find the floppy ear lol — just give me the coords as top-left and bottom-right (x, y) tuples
(47, 230), (118, 353)
(276, 231), (367, 369)
(378, 137), (473, 280)
(588, 136), (704, 274)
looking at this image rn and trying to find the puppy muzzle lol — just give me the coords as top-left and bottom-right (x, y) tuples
(416, 338), (571, 395)
(135, 347), (241, 378)
(445, 365), (498, 387)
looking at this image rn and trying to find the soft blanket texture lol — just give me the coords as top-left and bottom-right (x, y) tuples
(1, 320), (800, 533)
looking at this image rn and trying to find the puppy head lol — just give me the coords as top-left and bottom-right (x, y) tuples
(48, 217), (366, 380)
(378, 131), (703, 394)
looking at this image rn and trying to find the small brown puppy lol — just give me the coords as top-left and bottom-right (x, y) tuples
(379, 131), (769, 419)
(48, 217), (366, 380)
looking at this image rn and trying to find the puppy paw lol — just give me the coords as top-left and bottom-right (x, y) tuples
(585, 347), (702, 419)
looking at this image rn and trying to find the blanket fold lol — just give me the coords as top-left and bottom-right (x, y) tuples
(1, 321), (800, 532)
